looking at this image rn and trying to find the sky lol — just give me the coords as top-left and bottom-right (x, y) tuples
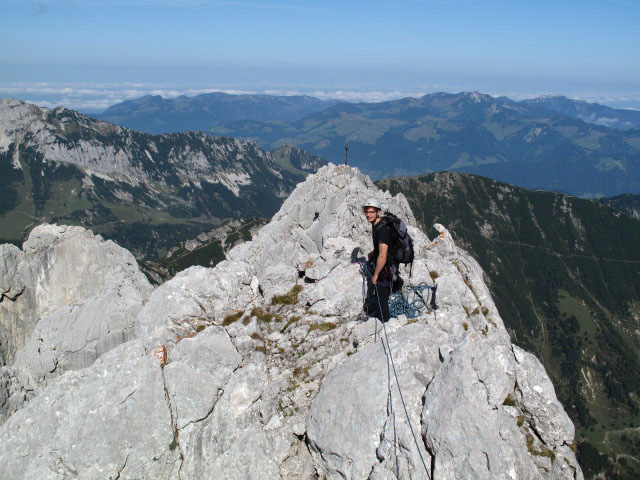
(1, 0), (639, 112)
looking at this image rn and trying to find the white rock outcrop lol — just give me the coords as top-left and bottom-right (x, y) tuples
(0, 224), (153, 421)
(0, 164), (583, 479)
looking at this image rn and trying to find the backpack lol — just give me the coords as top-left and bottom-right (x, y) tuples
(381, 212), (414, 265)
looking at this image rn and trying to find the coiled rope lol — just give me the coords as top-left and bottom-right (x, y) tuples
(359, 261), (436, 320)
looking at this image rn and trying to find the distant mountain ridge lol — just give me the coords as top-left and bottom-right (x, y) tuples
(0, 98), (326, 257)
(523, 95), (640, 130)
(205, 91), (640, 197)
(95, 91), (640, 197)
(98, 92), (338, 134)
(599, 193), (640, 220)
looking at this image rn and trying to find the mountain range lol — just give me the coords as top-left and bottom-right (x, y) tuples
(204, 92), (640, 197)
(378, 172), (640, 480)
(599, 193), (640, 220)
(98, 92), (337, 134)
(0, 98), (325, 258)
(95, 91), (640, 197)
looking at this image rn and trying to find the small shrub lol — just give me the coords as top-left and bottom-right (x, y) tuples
(462, 322), (469, 331)
(242, 316), (252, 326)
(517, 415), (525, 427)
(407, 318), (418, 325)
(471, 307), (480, 316)
(272, 284), (303, 305)
(250, 332), (263, 341)
(526, 433), (556, 460)
(503, 395), (516, 407)
(169, 431), (179, 451)
(293, 365), (310, 377)
(255, 345), (267, 354)
(481, 306), (489, 316)
(195, 325), (207, 333)
(429, 270), (440, 280)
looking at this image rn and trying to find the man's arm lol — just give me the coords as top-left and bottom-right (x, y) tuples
(371, 242), (388, 285)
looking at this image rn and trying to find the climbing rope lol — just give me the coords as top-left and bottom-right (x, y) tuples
(357, 259), (432, 476)
(389, 282), (436, 319)
(376, 283), (431, 477)
(359, 261), (436, 320)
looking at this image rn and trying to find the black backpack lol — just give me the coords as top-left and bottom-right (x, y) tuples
(382, 212), (414, 265)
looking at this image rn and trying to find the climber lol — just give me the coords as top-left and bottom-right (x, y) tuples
(363, 198), (394, 322)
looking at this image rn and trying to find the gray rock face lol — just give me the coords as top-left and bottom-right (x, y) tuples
(0, 164), (583, 479)
(0, 224), (152, 422)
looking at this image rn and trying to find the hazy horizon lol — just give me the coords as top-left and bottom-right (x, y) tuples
(2, 0), (639, 112)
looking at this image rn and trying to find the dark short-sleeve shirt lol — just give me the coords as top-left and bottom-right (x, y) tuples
(372, 220), (393, 269)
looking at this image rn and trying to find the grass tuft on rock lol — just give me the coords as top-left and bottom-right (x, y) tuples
(251, 306), (282, 323)
(272, 284), (303, 305)
(222, 311), (243, 326)
(308, 322), (336, 333)
(526, 433), (556, 461)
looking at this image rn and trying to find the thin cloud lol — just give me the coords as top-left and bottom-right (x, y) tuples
(3, 81), (640, 112)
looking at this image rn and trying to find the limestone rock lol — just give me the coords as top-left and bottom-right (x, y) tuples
(0, 164), (583, 480)
(0, 341), (180, 480)
(0, 244), (25, 301)
(0, 224), (153, 426)
(307, 323), (448, 479)
(1, 225), (153, 385)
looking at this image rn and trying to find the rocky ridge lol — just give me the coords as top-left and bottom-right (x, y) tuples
(0, 164), (583, 479)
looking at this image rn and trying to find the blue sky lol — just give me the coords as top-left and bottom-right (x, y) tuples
(1, 0), (639, 111)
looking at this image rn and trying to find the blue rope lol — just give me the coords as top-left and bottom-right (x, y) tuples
(360, 261), (434, 319)
(390, 283), (433, 319)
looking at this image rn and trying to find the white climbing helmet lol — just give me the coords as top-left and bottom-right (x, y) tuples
(363, 197), (381, 210)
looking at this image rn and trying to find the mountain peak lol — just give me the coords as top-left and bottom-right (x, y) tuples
(0, 164), (583, 479)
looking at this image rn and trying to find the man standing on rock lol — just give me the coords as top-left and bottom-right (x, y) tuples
(363, 198), (393, 322)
